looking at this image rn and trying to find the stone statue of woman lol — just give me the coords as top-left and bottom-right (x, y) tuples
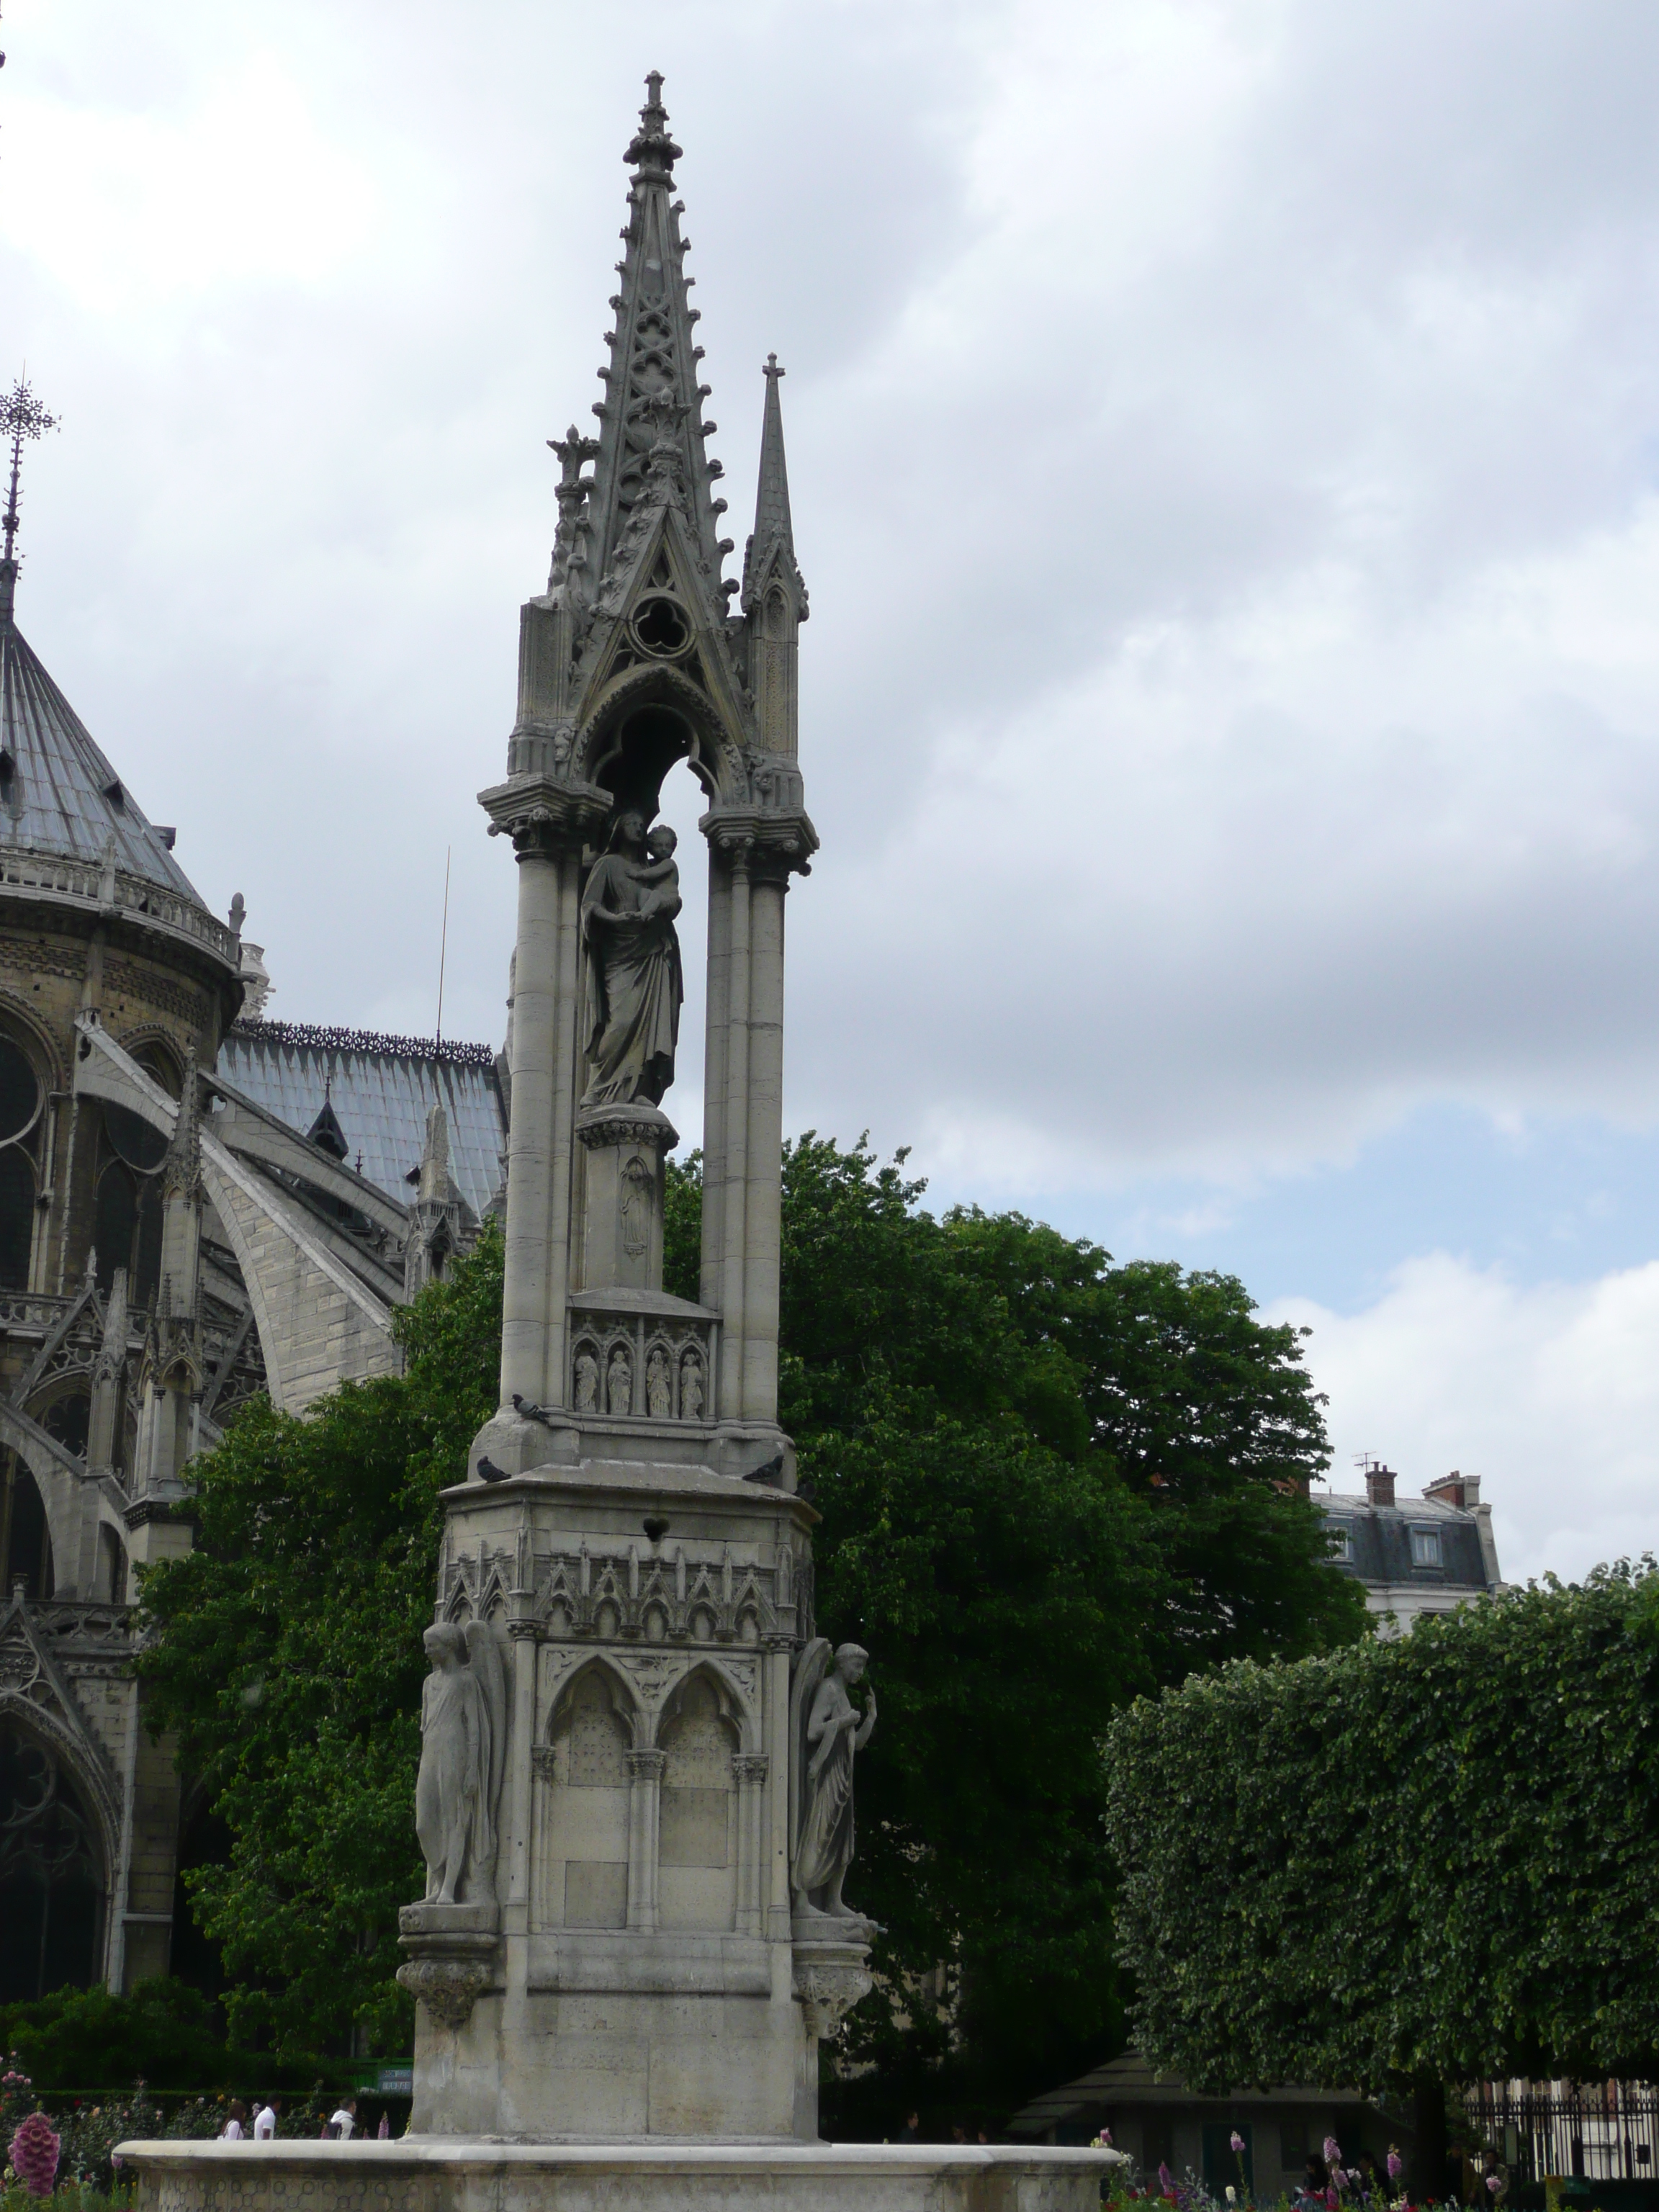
(580, 809), (683, 1107)
(415, 1620), (507, 1905)
(791, 1641), (876, 1918)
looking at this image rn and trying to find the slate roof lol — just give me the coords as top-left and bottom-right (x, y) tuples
(217, 1022), (506, 1219)
(1320, 1490), (1493, 1593)
(0, 603), (208, 904)
(1007, 2050), (1374, 2138)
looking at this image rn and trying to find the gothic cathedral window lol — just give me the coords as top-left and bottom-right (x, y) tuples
(94, 1102), (167, 1303)
(0, 1719), (105, 2000)
(0, 1031), (45, 1291)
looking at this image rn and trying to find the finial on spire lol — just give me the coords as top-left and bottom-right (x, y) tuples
(742, 349), (804, 616)
(625, 69), (681, 182)
(0, 375), (58, 624)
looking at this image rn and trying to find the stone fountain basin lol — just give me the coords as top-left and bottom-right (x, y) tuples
(114, 2136), (1115, 2212)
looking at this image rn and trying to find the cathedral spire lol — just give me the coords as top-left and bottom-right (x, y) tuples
(742, 354), (806, 619)
(581, 73), (733, 613)
(0, 376), (59, 627)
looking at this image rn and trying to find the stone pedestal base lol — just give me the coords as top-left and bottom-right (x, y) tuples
(397, 1902), (501, 2032)
(575, 1102), (678, 1295)
(115, 2139), (1116, 2212)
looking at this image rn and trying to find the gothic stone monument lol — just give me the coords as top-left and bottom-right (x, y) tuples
(390, 72), (873, 2144)
(119, 73), (1112, 2212)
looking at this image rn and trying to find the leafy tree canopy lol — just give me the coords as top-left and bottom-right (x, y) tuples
(0, 1977), (230, 2095)
(140, 1140), (1362, 2105)
(135, 1225), (504, 2059)
(1105, 1565), (1659, 2117)
(709, 1136), (1364, 2100)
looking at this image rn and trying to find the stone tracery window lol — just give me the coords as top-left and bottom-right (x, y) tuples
(0, 1031), (46, 1291)
(94, 1101), (167, 1303)
(0, 1719), (104, 1999)
(0, 1451), (52, 1599)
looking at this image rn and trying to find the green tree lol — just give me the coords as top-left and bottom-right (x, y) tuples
(135, 1226), (504, 2059)
(771, 1135), (1364, 2105)
(0, 1978), (230, 2095)
(1103, 1566), (1659, 2190)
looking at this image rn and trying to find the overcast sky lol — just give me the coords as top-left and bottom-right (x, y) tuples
(4, 0), (1659, 1586)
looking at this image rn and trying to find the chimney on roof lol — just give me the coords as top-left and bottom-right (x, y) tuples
(1364, 1462), (1396, 1507)
(1423, 1470), (1473, 1510)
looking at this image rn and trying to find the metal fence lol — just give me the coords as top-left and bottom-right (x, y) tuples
(1463, 2082), (1659, 2185)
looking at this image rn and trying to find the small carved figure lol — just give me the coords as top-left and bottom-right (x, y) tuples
(619, 1154), (652, 1259)
(680, 1352), (703, 1421)
(606, 1344), (632, 1415)
(646, 1346), (671, 1419)
(574, 1349), (599, 1413)
(791, 1640), (876, 1918)
(415, 1621), (508, 1906)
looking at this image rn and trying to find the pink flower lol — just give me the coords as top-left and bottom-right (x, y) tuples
(10, 2113), (61, 2198)
(1324, 2140), (1343, 2169)
(1231, 2134), (1246, 2155)
(1388, 2155), (1404, 2183)
(1485, 2181), (1501, 2198)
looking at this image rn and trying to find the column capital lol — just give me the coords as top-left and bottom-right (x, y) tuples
(700, 805), (819, 879)
(626, 1748), (667, 1779)
(480, 772), (612, 859)
(733, 1752), (770, 1784)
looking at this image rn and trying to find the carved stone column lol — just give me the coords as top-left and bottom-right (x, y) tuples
(503, 1619), (537, 1936)
(498, 817), (562, 1408)
(712, 839), (752, 1419)
(765, 1638), (792, 1941)
(481, 781), (611, 1417)
(741, 853), (791, 1423)
(626, 1748), (665, 1932)
(732, 1750), (770, 1936)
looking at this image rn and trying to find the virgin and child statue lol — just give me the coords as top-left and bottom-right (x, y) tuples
(581, 808), (683, 1108)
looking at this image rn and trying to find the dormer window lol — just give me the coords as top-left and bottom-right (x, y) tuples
(1328, 1525), (1352, 1563)
(1410, 1526), (1442, 1568)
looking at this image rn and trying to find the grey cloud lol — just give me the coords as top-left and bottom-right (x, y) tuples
(5, 0), (1659, 1205)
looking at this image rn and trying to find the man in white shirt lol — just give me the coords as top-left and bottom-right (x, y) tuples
(253, 2101), (278, 2140)
(328, 2099), (358, 2141)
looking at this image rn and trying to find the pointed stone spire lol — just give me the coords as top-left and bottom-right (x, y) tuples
(0, 377), (60, 631)
(583, 73), (734, 611)
(418, 1099), (452, 1205)
(86, 1264), (129, 1473)
(742, 356), (808, 619)
(162, 1048), (202, 1201)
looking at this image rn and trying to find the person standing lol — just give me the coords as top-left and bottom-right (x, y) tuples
(377, 2112), (390, 2141)
(253, 2100), (279, 2141)
(219, 2101), (248, 2141)
(328, 2098), (359, 2141)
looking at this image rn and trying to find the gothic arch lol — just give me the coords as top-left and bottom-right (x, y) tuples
(647, 1655), (758, 1753)
(120, 1030), (185, 1097)
(573, 664), (746, 808)
(544, 1654), (642, 1748)
(0, 1400), (84, 1594)
(0, 1699), (116, 1999)
(0, 1681), (122, 1890)
(0, 991), (68, 1092)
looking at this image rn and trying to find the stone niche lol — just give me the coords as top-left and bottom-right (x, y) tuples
(529, 1647), (765, 1950)
(567, 1290), (716, 1424)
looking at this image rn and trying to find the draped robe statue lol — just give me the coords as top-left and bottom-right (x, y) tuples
(416, 1620), (507, 1905)
(791, 1642), (876, 1917)
(580, 810), (683, 1107)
